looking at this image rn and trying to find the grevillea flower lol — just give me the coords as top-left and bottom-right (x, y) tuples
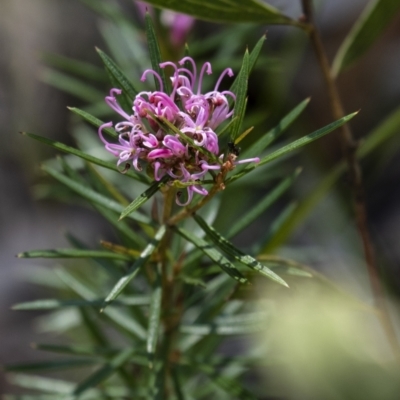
(99, 57), (259, 206)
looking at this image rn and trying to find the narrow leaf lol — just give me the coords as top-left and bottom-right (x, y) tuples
(254, 111), (358, 163)
(17, 249), (132, 261)
(13, 296), (149, 310)
(332, 0), (400, 75)
(230, 34), (266, 98)
(103, 225), (167, 308)
(33, 343), (119, 357)
(68, 107), (117, 138)
(230, 49), (249, 141)
(119, 175), (170, 220)
(229, 111), (359, 183)
(42, 165), (152, 225)
(174, 226), (248, 284)
(7, 373), (74, 395)
(242, 97), (311, 159)
(73, 348), (135, 396)
(96, 47), (138, 101)
(7, 372), (134, 398)
(141, 0), (302, 26)
(56, 268), (147, 340)
(145, 13), (169, 93)
(180, 317), (267, 335)
(193, 214), (288, 287)
(147, 271), (162, 363)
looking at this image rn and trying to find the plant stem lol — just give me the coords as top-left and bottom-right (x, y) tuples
(158, 187), (179, 398)
(301, 0), (400, 356)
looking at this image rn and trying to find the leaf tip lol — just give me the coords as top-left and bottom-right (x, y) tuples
(30, 342), (38, 349)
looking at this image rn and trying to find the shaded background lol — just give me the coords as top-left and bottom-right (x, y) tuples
(1, 0), (400, 395)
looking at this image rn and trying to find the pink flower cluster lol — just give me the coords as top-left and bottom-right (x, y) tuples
(99, 57), (259, 206)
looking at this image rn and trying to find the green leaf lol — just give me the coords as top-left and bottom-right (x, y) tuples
(119, 175), (170, 220)
(242, 97), (311, 159)
(6, 373), (136, 399)
(72, 348), (135, 396)
(7, 373), (74, 395)
(41, 164), (152, 225)
(229, 34), (266, 107)
(257, 255), (314, 278)
(56, 268), (147, 340)
(147, 271), (162, 363)
(332, 0), (400, 76)
(145, 13), (169, 93)
(6, 373), (134, 398)
(193, 214), (288, 287)
(5, 359), (98, 373)
(142, 0), (303, 26)
(255, 110), (358, 165)
(226, 168), (301, 238)
(64, 231), (124, 279)
(229, 111), (359, 183)
(174, 226), (248, 284)
(96, 47), (138, 101)
(40, 68), (103, 103)
(180, 311), (269, 335)
(68, 107), (118, 138)
(17, 249), (132, 261)
(32, 343), (119, 357)
(102, 225), (167, 308)
(12, 296), (149, 310)
(230, 49), (249, 141)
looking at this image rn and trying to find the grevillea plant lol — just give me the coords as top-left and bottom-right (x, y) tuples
(6, 6), (366, 400)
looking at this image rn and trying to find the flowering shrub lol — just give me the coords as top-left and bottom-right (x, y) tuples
(10, 0), (396, 398)
(99, 57), (259, 205)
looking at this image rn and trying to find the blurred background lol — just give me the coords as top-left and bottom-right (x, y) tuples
(1, 0), (400, 397)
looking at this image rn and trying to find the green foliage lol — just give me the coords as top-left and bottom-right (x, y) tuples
(230, 49), (249, 141)
(141, 0), (301, 26)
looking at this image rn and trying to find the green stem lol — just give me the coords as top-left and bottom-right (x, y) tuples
(158, 187), (178, 398)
